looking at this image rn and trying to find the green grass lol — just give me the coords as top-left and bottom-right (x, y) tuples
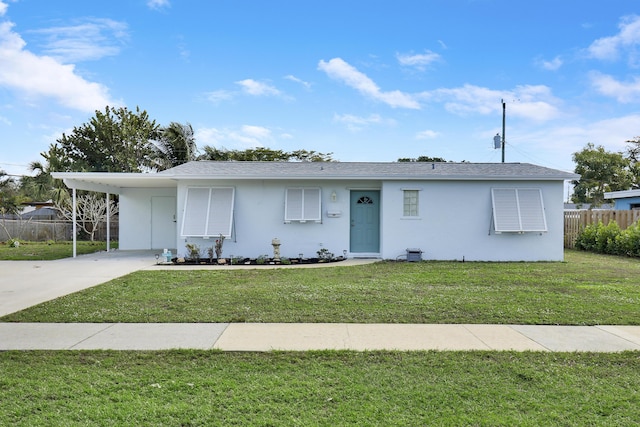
(1, 350), (639, 426)
(2, 251), (640, 425)
(0, 241), (115, 260)
(4, 250), (640, 325)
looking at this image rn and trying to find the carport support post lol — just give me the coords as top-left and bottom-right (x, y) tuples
(72, 188), (77, 258)
(106, 193), (110, 252)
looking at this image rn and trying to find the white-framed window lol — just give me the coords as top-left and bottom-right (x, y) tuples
(403, 189), (419, 217)
(491, 188), (547, 233)
(181, 187), (235, 237)
(285, 188), (321, 222)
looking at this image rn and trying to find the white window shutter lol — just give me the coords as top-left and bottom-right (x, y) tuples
(303, 188), (321, 221)
(181, 187), (210, 236)
(207, 187), (234, 237)
(491, 188), (547, 233)
(492, 188), (521, 232)
(285, 188), (321, 222)
(181, 187), (235, 237)
(285, 189), (304, 221)
(518, 188), (547, 232)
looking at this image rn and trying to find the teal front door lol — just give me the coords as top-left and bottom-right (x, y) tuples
(350, 190), (380, 253)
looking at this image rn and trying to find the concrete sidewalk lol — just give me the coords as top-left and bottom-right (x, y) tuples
(2, 322), (640, 352)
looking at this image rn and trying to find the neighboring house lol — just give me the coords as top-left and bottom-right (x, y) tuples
(604, 190), (640, 210)
(20, 207), (59, 221)
(52, 161), (578, 261)
(0, 202), (58, 221)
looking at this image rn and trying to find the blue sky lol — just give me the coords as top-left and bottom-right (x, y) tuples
(2, 0), (640, 177)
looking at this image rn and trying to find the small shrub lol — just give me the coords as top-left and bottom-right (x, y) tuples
(317, 248), (334, 261)
(215, 234), (225, 259)
(596, 221), (621, 254)
(185, 243), (201, 259)
(575, 222), (598, 252)
(615, 222), (640, 257)
(576, 219), (640, 257)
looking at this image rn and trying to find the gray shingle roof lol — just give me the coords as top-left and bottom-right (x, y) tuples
(159, 161), (578, 181)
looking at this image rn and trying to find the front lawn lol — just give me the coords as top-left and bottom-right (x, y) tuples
(0, 241), (115, 260)
(4, 250), (639, 325)
(1, 350), (639, 426)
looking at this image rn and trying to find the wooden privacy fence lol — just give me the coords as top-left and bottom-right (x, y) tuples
(564, 210), (640, 249)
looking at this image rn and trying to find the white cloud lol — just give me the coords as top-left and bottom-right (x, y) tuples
(396, 50), (441, 70)
(0, 2), (7, 17)
(195, 125), (273, 148)
(236, 79), (282, 96)
(537, 56), (563, 71)
(589, 71), (640, 103)
(147, 0), (170, 10)
(206, 79), (289, 104)
(587, 15), (640, 64)
(205, 90), (235, 104)
(240, 125), (271, 140)
(194, 127), (224, 145)
(318, 57), (420, 109)
(415, 130), (439, 140)
(518, 113), (640, 170)
(29, 18), (128, 63)
(422, 84), (560, 122)
(0, 21), (116, 112)
(333, 113), (394, 131)
(284, 74), (311, 89)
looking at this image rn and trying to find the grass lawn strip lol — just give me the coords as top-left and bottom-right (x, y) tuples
(0, 241), (113, 260)
(4, 250), (639, 325)
(1, 350), (639, 426)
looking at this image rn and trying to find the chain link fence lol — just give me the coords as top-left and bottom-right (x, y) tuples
(0, 219), (118, 242)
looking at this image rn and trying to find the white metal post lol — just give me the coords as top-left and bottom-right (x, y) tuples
(72, 188), (77, 258)
(106, 192), (110, 252)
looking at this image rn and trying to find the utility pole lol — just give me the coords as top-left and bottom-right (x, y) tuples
(501, 99), (506, 163)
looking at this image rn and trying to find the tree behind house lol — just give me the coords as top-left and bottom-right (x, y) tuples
(55, 106), (160, 172)
(571, 143), (633, 207)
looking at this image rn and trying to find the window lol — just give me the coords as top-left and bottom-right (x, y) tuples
(181, 187), (234, 237)
(403, 190), (419, 217)
(491, 188), (547, 233)
(285, 188), (321, 222)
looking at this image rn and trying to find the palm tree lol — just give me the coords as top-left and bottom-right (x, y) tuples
(151, 122), (198, 170)
(21, 145), (70, 206)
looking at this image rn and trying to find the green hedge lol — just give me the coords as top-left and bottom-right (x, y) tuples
(575, 220), (640, 257)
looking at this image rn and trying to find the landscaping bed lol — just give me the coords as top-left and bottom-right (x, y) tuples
(169, 256), (347, 266)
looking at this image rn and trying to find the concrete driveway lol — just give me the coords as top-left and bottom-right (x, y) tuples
(0, 250), (158, 317)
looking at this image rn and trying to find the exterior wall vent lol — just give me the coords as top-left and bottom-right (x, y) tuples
(406, 248), (422, 262)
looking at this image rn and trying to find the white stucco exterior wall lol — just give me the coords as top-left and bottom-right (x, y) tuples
(118, 187), (177, 250)
(175, 179), (378, 260)
(380, 180), (566, 261)
(118, 178), (567, 261)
